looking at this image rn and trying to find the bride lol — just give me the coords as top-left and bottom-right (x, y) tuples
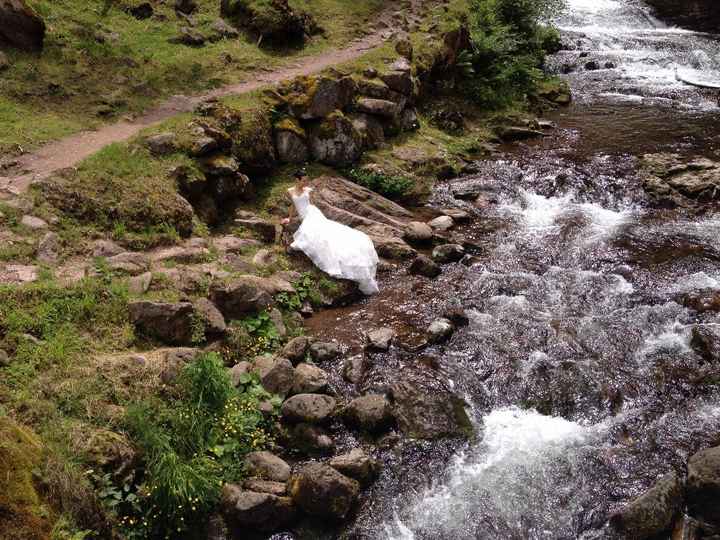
(281, 170), (379, 295)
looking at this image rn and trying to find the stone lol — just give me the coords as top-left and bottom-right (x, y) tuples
(342, 354), (365, 384)
(690, 325), (720, 362)
(391, 381), (472, 439)
(427, 318), (455, 344)
(282, 336), (311, 364)
(372, 236), (416, 260)
(380, 61), (416, 96)
(351, 113), (385, 149)
(344, 394), (394, 433)
(400, 107), (420, 131)
(497, 126), (544, 142)
(394, 35), (413, 60)
(220, 0), (314, 42)
(403, 221), (433, 245)
(289, 463), (360, 520)
(128, 301), (195, 345)
(210, 18), (240, 40)
(92, 239), (123, 258)
(440, 208), (471, 222)
(585, 60), (601, 70)
(286, 423), (334, 454)
(243, 478), (286, 496)
(235, 217), (277, 243)
(229, 361), (251, 387)
(0, 0), (45, 51)
(253, 356), (295, 397)
(268, 308), (286, 338)
(275, 129), (309, 163)
(36, 232), (60, 264)
(209, 277), (274, 319)
(428, 215), (454, 231)
(107, 252), (150, 275)
(355, 97), (401, 118)
(128, 272), (152, 295)
(0, 349), (10, 367)
(432, 244), (465, 264)
(609, 472), (684, 539)
(365, 328), (395, 351)
(0, 51), (9, 71)
(213, 235), (260, 254)
(171, 26), (206, 46)
(292, 363), (328, 394)
(201, 154), (240, 177)
(145, 133), (177, 155)
(175, 0), (197, 15)
(244, 451), (291, 482)
(20, 215), (47, 230)
(309, 111), (363, 166)
(408, 255), (442, 279)
(309, 341), (341, 362)
(128, 2), (153, 19)
(221, 485), (296, 531)
(287, 76), (357, 120)
(687, 445), (720, 526)
(193, 298), (226, 335)
(329, 449), (379, 485)
(642, 153), (720, 204)
(281, 393), (336, 423)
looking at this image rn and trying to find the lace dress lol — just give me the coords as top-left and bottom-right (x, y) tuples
(290, 187), (379, 295)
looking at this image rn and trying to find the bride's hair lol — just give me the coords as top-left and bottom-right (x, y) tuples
(293, 168), (310, 191)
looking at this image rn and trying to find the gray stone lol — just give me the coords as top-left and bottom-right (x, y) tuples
(344, 394), (394, 433)
(309, 112), (363, 166)
(432, 244), (465, 264)
(408, 255), (441, 279)
(243, 478), (286, 496)
(289, 463), (359, 520)
(253, 355), (295, 397)
(292, 363), (328, 394)
(20, 215), (48, 230)
(245, 451), (291, 482)
(329, 449), (380, 485)
(36, 232), (60, 264)
(281, 393), (336, 423)
(403, 221), (433, 245)
(210, 18), (239, 40)
(355, 97), (401, 118)
(193, 298), (226, 335)
(282, 336), (311, 364)
(235, 217), (277, 243)
(428, 215), (454, 231)
(391, 381), (472, 439)
(342, 354), (365, 384)
(221, 485), (296, 530)
(309, 341), (341, 362)
(92, 239), (123, 258)
(209, 277), (274, 319)
(145, 132), (177, 155)
(275, 129), (309, 164)
(128, 272), (152, 295)
(286, 422), (334, 455)
(427, 318), (455, 344)
(365, 327), (394, 351)
(129, 301), (196, 345)
(229, 361), (251, 387)
(107, 252), (150, 274)
(687, 445), (720, 526)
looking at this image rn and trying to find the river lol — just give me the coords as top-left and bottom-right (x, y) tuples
(299, 1), (720, 539)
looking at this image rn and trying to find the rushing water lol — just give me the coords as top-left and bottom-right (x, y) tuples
(297, 2), (720, 539)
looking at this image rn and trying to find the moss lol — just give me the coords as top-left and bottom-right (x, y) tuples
(274, 117), (306, 138)
(0, 416), (55, 540)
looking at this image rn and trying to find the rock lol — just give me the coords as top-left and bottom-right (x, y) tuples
(380, 60), (416, 96)
(440, 207), (471, 222)
(245, 451), (291, 482)
(209, 277), (274, 319)
(292, 363), (328, 394)
(432, 244), (465, 264)
(355, 97), (401, 119)
(609, 472), (684, 539)
(282, 336), (311, 364)
(201, 154), (240, 177)
(351, 113), (385, 149)
(20, 215), (47, 230)
(690, 325), (720, 362)
(213, 235), (260, 254)
(221, 485), (296, 531)
(427, 318), (455, 344)
(128, 272), (152, 295)
(92, 239), (123, 258)
(329, 449), (380, 485)
(403, 221), (433, 245)
(36, 232), (60, 264)
(235, 217), (277, 243)
(221, 0), (316, 42)
(171, 26), (205, 46)
(127, 2), (153, 19)
(408, 255), (442, 279)
(106, 252), (150, 274)
(274, 119), (309, 163)
(253, 356), (295, 397)
(0, 0), (45, 51)
(390, 381), (472, 439)
(309, 111), (363, 166)
(428, 215), (454, 232)
(344, 394), (394, 433)
(585, 60), (601, 70)
(281, 394), (336, 423)
(145, 133), (177, 155)
(642, 153), (720, 204)
(394, 35), (413, 60)
(372, 236), (416, 260)
(0, 349), (10, 367)
(286, 423), (334, 454)
(687, 445), (720, 526)
(286, 76), (357, 120)
(175, 0), (197, 15)
(252, 248), (276, 267)
(128, 301), (195, 345)
(188, 134), (218, 156)
(400, 107), (420, 131)
(309, 341), (341, 362)
(443, 306), (470, 327)
(365, 327), (395, 351)
(193, 298), (226, 335)
(342, 354), (366, 384)
(289, 463), (360, 520)
(243, 478), (287, 496)
(497, 126), (544, 142)
(210, 18), (240, 40)
(0, 51), (8, 70)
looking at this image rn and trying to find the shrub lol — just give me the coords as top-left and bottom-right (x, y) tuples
(346, 168), (413, 200)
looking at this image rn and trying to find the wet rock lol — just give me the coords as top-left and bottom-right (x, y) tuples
(289, 463), (360, 520)
(609, 471), (683, 539)
(243, 478), (286, 496)
(292, 363), (328, 394)
(286, 422), (334, 454)
(427, 318), (455, 344)
(428, 215), (454, 232)
(229, 361), (251, 387)
(193, 298), (226, 336)
(145, 132), (178, 155)
(253, 356), (295, 397)
(497, 126), (544, 141)
(408, 255), (442, 279)
(342, 354), (366, 384)
(309, 111), (363, 166)
(690, 325), (720, 362)
(642, 153), (720, 204)
(403, 221), (433, 245)
(432, 244), (465, 264)
(390, 381), (472, 439)
(221, 484), (296, 531)
(129, 301), (195, 345)
(687, 445), (720, 526)
(0, 0), (46, 51)
(36, 232), (60, 264)
(365, 328), (395, 351)
(281, 394), (336, 423)
(372, 236), (416, 260)
(245, 451), (291, 482)
(585, 60), (601, 70)
(209, 277), (274, 319)
(282, 336), (312, 364)
(235, 217), (277, 243)
(344, 394), (394, 433)
(20, 215), (47, 230)
(309, 341), (341, 362)
(329, 449), (380, 485)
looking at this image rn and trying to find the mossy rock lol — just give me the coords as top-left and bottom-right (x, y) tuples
(220, 0), (317, 43)
(0, 417), (54, 540)
(231, 108), (277, 176)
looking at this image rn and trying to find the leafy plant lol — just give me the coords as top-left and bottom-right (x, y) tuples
(346, 168), (413, 200)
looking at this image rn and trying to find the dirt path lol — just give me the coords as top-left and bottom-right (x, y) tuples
(0, 2), (428, 198)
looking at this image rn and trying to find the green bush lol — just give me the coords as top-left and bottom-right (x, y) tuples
(346, 168), (413, 200)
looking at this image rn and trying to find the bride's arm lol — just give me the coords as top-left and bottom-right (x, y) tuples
(281, 195), (296, 225)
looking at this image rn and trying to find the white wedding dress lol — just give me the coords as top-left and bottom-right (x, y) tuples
(290, 187), (379, 295)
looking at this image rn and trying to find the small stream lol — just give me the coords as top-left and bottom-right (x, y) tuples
(300, 1), (720, 539)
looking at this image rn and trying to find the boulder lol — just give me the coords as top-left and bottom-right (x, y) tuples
(145, 133), (178, 156)
(175, 0), (197, 15)
(308, 111), (363, 166)
(193, 298), (227, 336)
(687, 445), (720, 526)
(221, 485), (296, 531)
(235, 217), (277, 243)
(309, 341), (341, 362)
(365, 327), (395, 351)
(390, 381), (472, 439)
(289, 463), (360, 520)
(408, 255), (441, 279)
(292, 363), (328, 394)
(36, 232), (60, 264)
(428, 215), (454, 232)
(329, 449), (380, 485)
(642, 153), (720, 204)
(220, 0), (316, 42)
(432, 244), (465, 264)
(282, 336), (312, 364)
(690, 325), (720, 362)
(380, 59), (416, 96)
(281, 394), (336, 423)
(403, 221), (433, 245)
(107, 252), (150, 275)
(609, 472), (684, 539)
(209, 277), (274, 319)
(128, 302), (195, 345)
(244, 451), (291, 482)
(243, 478), (287, 496)
(275, 120), (309, 163)
(355, 97), (401, 119)
(253, 355), (295, 397)
(0, 0), (45, 51)
(344, 394), (394, 433)
(427, 318), (455, 344)
(286, 76), (357, 120)
(229, 361), (251, 387)
(350, 113), (386, 150)
(286, 422), (334, 454)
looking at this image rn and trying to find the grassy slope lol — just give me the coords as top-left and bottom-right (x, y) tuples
(0, 0), (384, 153)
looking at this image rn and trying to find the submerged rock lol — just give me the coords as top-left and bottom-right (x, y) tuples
(329, 449), (380, 485)
(687, 445), (720, 526)
(390, 381), (472, 439)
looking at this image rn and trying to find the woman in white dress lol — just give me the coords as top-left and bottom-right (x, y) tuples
(281, 170), (380, 295)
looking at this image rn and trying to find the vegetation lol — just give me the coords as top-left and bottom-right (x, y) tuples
(346, 167), (414, 200)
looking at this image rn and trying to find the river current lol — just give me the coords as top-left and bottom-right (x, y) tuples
(299, 1), (720, 539)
